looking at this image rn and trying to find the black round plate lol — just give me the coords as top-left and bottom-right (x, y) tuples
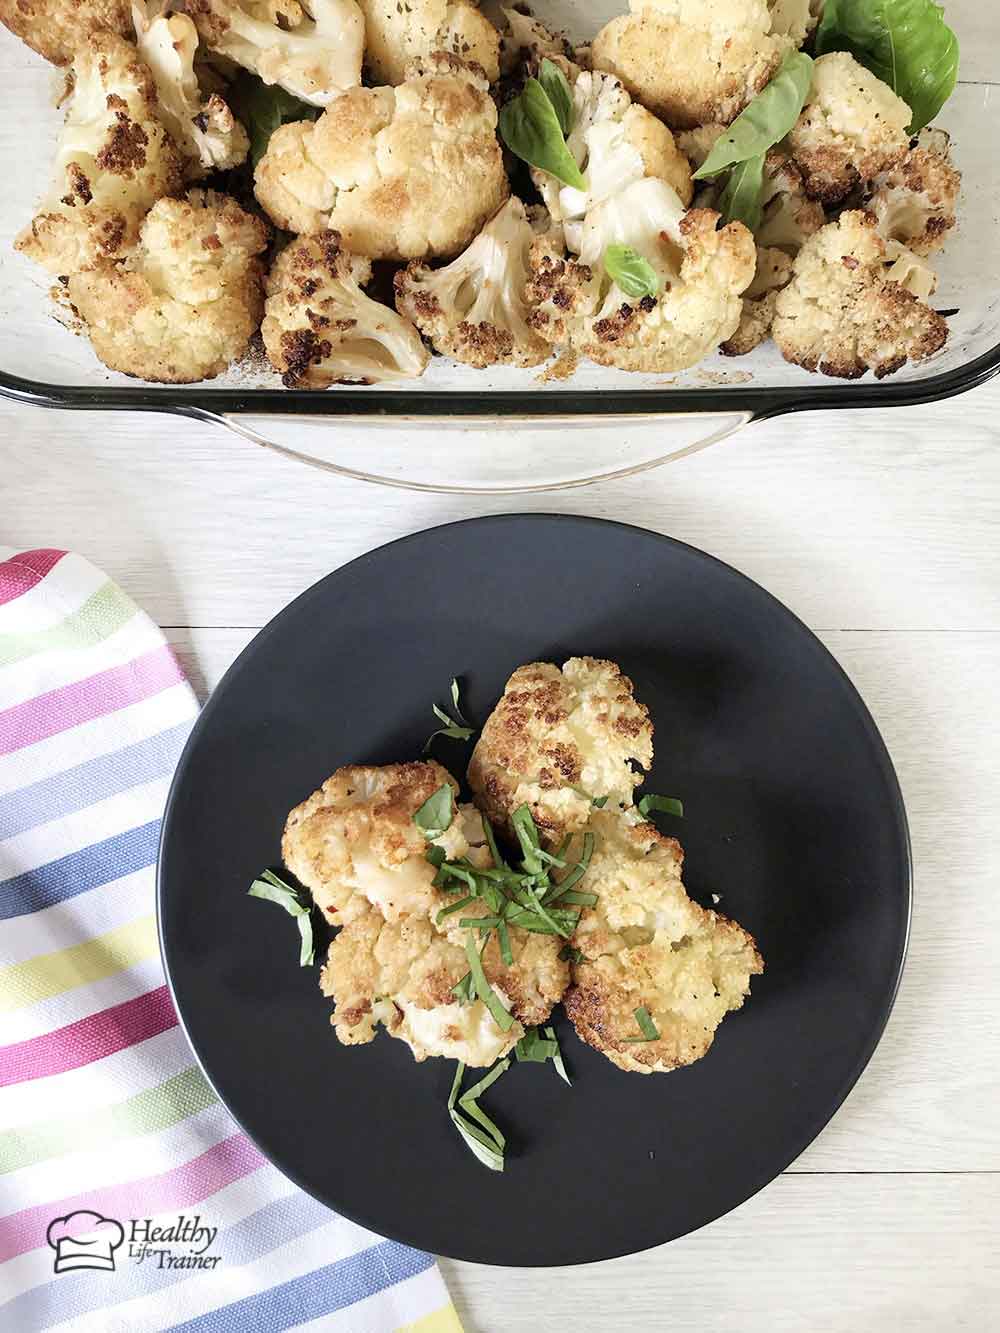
(158, 515), (910, 1267)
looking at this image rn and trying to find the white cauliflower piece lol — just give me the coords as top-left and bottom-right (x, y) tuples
(356, 0), (500, 86)
(319, 900), (569, 1064)
(773, 209), (948, 379)
(66, 190), (268, 382)
(394, 197), (550, 368)
(564, 809), (763, 1074)
(16, 31), (185, 277)
(262, 231), (430, 387)
(676, 122), (725, 172)
(526, 177), (756, 374)
(133, 3), (249, 176)
(254, 54), (508, 260)
(468, 657), (653, 844)
(755, 151), (825, 253)
(867, 142), (961, 257)
(282, 761), (480, 925)
(720, 245), (793, 356)
(788, 51), (912, 204)
(499, 4), (573, 78)
(0, 0), (130, 66)
(591, 0), (795, 130)
(186, 0), (364, 106)
(883, 239), (938, 302)
(531, 68), (693, 252)
(768, 0), (823, 44)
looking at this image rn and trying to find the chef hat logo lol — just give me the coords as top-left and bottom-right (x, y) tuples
(47, 1210), (125, 1274)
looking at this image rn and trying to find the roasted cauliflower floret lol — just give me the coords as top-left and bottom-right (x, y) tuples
(591, 0), (795, 131)
(754, 152), (825, 253)
(526, 178), (756, 374)
(0, 0), (130, 66)
(319, 899), (569, 1064)
(356, 0), (500, 86)
(262, 230), (430, 386)
(254, 54), (508, 260)
(720, 245), (793, 356)
(531, 68), (692, 253)
(282, 761), (484, 925)
(186, 0), (364, 105)
(66, 189), (267, 382)
(564, 809), (763, 1074)
(394, 197), (550, 369)
(676, 123), (725, 172)
(773, 210), (948, 380)
(15, 31), (184, 277)
(468, 657), (653, 844)
(787, 52), (912, 205)
(133, 3), (249, 176)
(499, 4), (574, 78)
(867, 143), (961, 257)
(767, 0), (822, 44)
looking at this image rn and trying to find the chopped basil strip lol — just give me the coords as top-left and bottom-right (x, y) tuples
(448, 1060), (507, 1171)
(592, 795), (609, 809)
(551, 832), (595, 895)
(538, 57), (573, 136)
(413, 783), (454, 839)
(559, 944), (586, 965)
(623, 1006), (661, 1042)
(497, 919), (513, 966)
(603, 244), (660, 299)
(436, 895), (477, 923)
(637, 794), (684, 819)
(452, 972), (475, 1004)
(424, 678), (477, 751)
(464, 936), (515, 1031)
(247, 870), (314, 967)
(546, 1025), (572, 1086)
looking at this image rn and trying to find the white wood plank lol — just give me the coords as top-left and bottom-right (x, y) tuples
(439, 1173), (1000, 1332)
(5, 379), (1000, 634)
(165, 628), (1000, 1174)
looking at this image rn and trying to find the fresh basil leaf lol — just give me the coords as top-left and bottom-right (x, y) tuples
(248, 870), (314, 967)
(413, 783), (454, 839)
(695, 51), (814, 179)
(464, 936), (516, 1031)
(623, 1005), (661, 1042)
(559, 944), (586, 965)
(538, 58), (574, 135)
(719, 154), (767, 231)
(546, 1025), (572, 1086)
(637, 794), (685, 819)
(499, 77), (587, 189)
(603, 244), (660, 299)
(816, 0), (959, 132)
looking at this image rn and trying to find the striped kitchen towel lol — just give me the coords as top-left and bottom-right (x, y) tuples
(0, 548), (462, 1333)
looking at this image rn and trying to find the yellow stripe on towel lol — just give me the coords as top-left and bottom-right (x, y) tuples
(0, 914), (158, 1012)
(395, 1303), (465, 1333)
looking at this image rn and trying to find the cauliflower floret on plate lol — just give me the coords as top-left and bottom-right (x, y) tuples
(262, 230), (430, 386)
(254, 53), (508, 260)
(591, 0), (795, 130)
(282, 761), (483, 926)
(754, 152), (825, 253)
(773, 209), (948, 379)
(767, 0), (822, 44)
(16, 31), (185, 277)
(186, 0), (364, 105)
(867, 141), (961, 258)
(468, 657), (653, 844)
(394, 197), (550, 369)
(563, 810), (763, 1074)
(720, 245), (793, 356)
(526, 177), (756, 374)
(499, 4), (575, 79)
(67, 189), (268, 381)
(356, 0), (500, 87)
(320, 899), (569, 1064)
(0, 0), (130, 66)
(133, 3), (249, 176)
(531, 68), (693, 253)
(787, 52), (912, 205)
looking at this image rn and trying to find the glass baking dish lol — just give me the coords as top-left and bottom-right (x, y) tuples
(1, 0), (997, 492)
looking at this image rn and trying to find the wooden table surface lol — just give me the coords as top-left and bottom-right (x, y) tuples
(3, 380), (998, 1329)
